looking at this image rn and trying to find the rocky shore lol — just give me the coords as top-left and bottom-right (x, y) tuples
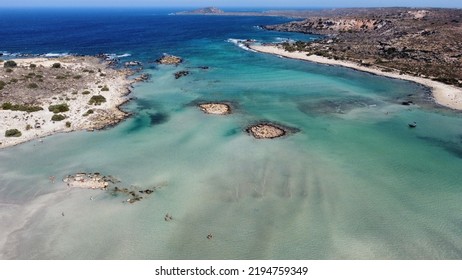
(0, 56), (136, 148)
(262, 8), (462, 91)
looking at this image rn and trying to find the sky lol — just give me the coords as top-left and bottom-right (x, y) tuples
(0, 0), (460, 8)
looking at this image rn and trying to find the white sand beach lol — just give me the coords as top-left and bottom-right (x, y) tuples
(249, 44), (462, 111)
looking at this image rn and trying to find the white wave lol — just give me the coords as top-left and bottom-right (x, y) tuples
(274, 37), (294, 43)
(116, 53), (131, 58)
(43, 52), (69, 57)
(104, 53), (132, 59)
(226, 38), (257, 53)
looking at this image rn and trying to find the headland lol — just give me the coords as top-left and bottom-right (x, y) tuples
(0, 56), (135, 148)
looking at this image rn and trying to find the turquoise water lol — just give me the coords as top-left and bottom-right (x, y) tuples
(1, 10), (462, 259)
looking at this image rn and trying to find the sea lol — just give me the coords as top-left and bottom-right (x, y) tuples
(0, 8), (462, 260)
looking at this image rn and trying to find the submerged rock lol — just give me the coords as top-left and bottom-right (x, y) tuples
(174, 70), (190, 79)
(63, 173), (111, 189)
(124, 61), (142, 67)
(156, 54), (182, 65)
(198, 102), (231, 115)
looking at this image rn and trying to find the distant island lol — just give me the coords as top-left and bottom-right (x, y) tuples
(176, 7), (225, 15)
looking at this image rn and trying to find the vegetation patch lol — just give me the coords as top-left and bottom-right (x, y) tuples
(51, 114), (66, 121)
(101, 85), (109, 91)
(1, 102), (43, 112)
(4, 60), (17, 68)
(88, 95), (106, 105)
(5, 129), (22, 137)
(82, 90), (91, 95)
(52, 62), (61, 68)
(48, 103), (69, 113)
(27, 83), (39, 89)
(82, 109), (94, 117)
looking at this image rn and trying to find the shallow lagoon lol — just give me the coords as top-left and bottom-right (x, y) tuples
(1, 10), (462, 259)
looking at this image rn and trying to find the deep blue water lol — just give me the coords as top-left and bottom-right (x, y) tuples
(0, 8), (315, 58)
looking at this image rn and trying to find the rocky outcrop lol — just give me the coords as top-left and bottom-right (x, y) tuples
(246, 123), (287, 139)
(156, 54), (182, 65)
(198, 103), (231, 115)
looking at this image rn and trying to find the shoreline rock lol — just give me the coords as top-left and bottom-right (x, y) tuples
(246, 122), (297, 139)
(198, 102), (231, 115)
(156, 54), (183, 65)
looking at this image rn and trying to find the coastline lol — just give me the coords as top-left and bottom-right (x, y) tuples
(0, 56), (135, 149)
(249, 44), (462, 111)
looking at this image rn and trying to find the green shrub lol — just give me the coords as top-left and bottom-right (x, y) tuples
(27, 83), (38, 89)
(1, 102), (43, 112)
(4, 60), (17, 68)
(82, 109), (94, 117)
(9, 78), (18, 83)
(82, 90), (91, 95)
(51, 114), (66, 121)
(88, 95), (106, 105)
(55, 75), (66, 80)
(101, 85), (109, 91)
(30, 63), (37, 69)
(73, 75), (82, 79)
(52, 62), (61, 68)
(48, 103), (69, 113)
(0, 80), (5, 90)
(5, 129), (21, 137)
(26, 124), (32, 130)
(65, 121), (71, 128)
(5, 68), (13, 73)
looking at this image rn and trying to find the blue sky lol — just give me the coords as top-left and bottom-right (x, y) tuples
(0, 0), (460, 8)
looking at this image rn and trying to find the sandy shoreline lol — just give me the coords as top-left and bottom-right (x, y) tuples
(0, 56), (135, 149)
(249, 44), (462, 111)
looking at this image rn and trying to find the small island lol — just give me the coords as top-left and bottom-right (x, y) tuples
(0, 56), (135, 148)
(198, 102), (231, 115)
(156, 54), (183, 65)
(246, 123), (289, 139)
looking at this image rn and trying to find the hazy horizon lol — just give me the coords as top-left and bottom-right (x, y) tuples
(0, 0), (460, 8)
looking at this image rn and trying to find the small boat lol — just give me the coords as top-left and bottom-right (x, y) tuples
(408, 122), (417, 128)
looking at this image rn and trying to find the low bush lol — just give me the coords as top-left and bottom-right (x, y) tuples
(52, 62), (61, 68)
(30, 63), (37, 69)
(82, 90), (91, 95)
(51, 114), (66, 121)
(88, 95), (106, 105)
(82, 109), (94, 117)
(4, 60), (17, 68)
(5, 129), (21, 137)
(27, 83), (39, 89)
(101, 85), (109, 91)
(48, 103), (69, 113)
(65, 121), (71, 128)
(1, 102), (43, 112)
